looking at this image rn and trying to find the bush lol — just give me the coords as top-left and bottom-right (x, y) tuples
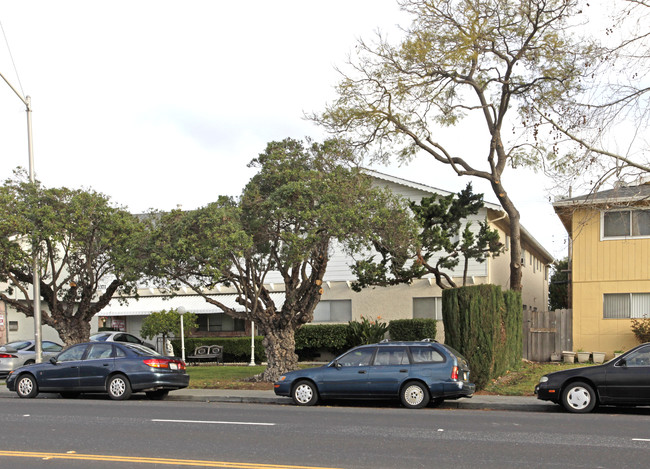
(442, 285), (521, 390)
(388, 318), (437, 341)
(348, 316), (388, 346)
(631, 316), (650, 343)
(295, 324), (351, 360)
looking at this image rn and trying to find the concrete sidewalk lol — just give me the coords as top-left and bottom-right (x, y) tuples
(0, 385), (556, 412)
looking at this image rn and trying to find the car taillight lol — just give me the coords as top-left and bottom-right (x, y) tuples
(0, 353), (17, 359)
(143, 358), (186, 370)
(451, 366), (459, 380)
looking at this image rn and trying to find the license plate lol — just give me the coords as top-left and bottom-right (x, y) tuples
(170, 363), (178, 370)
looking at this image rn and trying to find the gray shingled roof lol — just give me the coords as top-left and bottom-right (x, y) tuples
(553, 182), (650, 207)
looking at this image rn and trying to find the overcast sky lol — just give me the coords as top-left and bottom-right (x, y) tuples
(0, 0), (574, 259)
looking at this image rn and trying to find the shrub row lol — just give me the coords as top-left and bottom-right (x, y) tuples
(170, 318), (438, 362)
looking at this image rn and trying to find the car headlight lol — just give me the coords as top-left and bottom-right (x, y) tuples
(278, 376), (286, 381)
(539, 376), (549, 383)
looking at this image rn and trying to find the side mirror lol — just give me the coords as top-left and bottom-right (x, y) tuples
(49, 357), (57, 365)
(617, 358), (627, 367)
(331, 360), (342, 369)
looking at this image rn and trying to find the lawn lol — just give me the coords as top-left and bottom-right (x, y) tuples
(187, 361), (596, 395)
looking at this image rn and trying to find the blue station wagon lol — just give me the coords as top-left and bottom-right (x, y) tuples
(274, 340), (475, 409)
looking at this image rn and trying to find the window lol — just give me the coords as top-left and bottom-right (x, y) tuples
(413, 297), (443, 320)
(621, 345), (650, 367)
(604, 293), (650, 319)
(86, 343), (114, 360)
(57, 344), (87, 362)
(602, 209), (650, 239)
(409, 346), (445, 363)
(197, 314), (245, 332)
(373, 347), (409, 366)
(337, 348), (375, 367)
(313, 300), (352, 322)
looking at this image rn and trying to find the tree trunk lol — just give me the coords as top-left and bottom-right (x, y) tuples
(54, 316), (92, 346)
(258, 324), (299, 382)
(490, 181), (523, 292)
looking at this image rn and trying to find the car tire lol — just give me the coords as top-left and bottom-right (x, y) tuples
(561, 381), (597, 413)
(16, 374), (39, 399)
(292, 380), (319, 406)
(107, 374), (132, 400)
(401, 381), (430, 409)
(146, 390), (170, 400)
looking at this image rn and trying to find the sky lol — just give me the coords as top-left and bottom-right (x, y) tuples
(0, 0), (573, 259)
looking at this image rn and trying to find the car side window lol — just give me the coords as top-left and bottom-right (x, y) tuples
(57, 345), (87, 362)
(624, 346), (650, 367)
(124, 334), (140, 344)
(115, 346), (127, 358)
(86, 343), (114, 360)
(374, 347), (409, 366)
(43, 342), (63, 353)
(409, 346), (445, 364)
(338, 348), (375, 367)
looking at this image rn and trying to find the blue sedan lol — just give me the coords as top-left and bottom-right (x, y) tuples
(6, 341), (189, 400)
(274, 340), (475, 408)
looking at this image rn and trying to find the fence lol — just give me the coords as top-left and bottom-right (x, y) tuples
(522, 309), (572, 362)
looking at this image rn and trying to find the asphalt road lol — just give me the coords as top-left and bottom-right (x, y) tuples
(2, 397), (650, 468)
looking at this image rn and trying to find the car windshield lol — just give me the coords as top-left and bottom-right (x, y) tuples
(2, 341), (32, 351)
(123, 343), (160, 356)
(89, 333), (110, 342)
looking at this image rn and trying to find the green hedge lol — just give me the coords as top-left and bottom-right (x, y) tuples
(388, 318), (437, 341)
(170, 337), (266, 363)
(442, 285), (522, 390)
(295, 324), (352, 360)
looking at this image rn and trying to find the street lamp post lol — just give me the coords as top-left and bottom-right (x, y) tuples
(248, 321), (256, 366)
(0, 71), (42, 363)
(177, 306), (186, 363)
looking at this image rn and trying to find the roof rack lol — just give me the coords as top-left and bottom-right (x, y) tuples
(420, 338), (439, 343)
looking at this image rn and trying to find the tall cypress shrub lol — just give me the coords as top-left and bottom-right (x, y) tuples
(442, 285), (521, 390)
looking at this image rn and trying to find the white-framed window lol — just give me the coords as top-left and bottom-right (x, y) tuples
(313, 300), (352, 322)
(603, 293), (650, 319)
(413, 297), (443, 320)
(602, 209), (650, 239)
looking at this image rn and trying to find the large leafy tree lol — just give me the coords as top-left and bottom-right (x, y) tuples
(352, 182), (503, 290)
(140, 309), (198, 352)
(146, 138), (417, 381)
(0, 170), (146, 345)
(314, 0), (595, 291)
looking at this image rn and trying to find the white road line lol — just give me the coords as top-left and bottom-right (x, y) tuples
(152, 419), (275, 426)
(632, 438), (650, 442)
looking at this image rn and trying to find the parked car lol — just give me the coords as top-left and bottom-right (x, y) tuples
(6, 341), (189, 400)
(0, 340), (63, 379)
(90, 331), (155, 351)
(535, 343), (650, 413)
(274, 340), (475, 409)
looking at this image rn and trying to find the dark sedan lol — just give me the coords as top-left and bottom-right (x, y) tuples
(274, 340), (475, 409)
(6, 341), (189, 400)
(535, 342), (650, 413)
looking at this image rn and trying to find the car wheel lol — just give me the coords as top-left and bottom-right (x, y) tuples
(60, 392), (80, 399)
(16, 374), (39, 398)
(292, 380), (319, 406)
(146, 390), (169, 400)
(561, 381), (597, 413)
(107, 374), (132, 400)
(401, 381), (430, 409)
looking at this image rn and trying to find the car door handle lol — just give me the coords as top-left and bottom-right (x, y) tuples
(103, 363), (110, 366)
(399, 369), (408, 373)
(358, 370), (367, 374)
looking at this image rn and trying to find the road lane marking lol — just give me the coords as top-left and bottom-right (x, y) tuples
(152, 418), (275, 426)
(0, 451), (343, 469)
(632, 438), (650, 442)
